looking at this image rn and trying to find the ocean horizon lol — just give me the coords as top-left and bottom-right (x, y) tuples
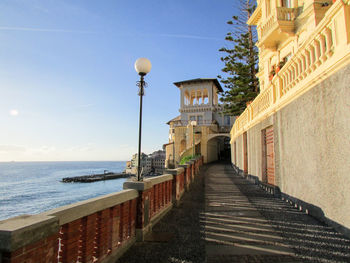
(0, 161), (128, 221)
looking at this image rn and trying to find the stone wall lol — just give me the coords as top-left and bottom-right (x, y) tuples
(232, 63), (350, 232)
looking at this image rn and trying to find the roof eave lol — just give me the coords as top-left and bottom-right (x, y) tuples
(173, 78), (223, 92)
(247, 6), (262, 25)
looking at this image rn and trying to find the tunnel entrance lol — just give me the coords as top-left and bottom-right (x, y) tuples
(206, 136), (231, 163)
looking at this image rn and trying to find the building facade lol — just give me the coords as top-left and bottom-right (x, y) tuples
(165, 78), (234, 166)
(231, 0), (350, 236)
(125, 150), (166, 175)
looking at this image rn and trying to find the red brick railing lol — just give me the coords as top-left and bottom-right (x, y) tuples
(166, 167), (185, 206)
(0, 189), (138, 263)
(0, 157), (203, 263)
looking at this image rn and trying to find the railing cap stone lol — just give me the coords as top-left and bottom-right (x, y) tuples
(148, 174), (173, 185)
(0, 214), (59, 252)
(44, 189), (138, 225)
(124, 174), (174, 191)
(123, 180), (153, 191)
(164, 168), (184, 175)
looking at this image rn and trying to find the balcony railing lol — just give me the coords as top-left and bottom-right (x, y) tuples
(180, 104), (222, 113)
(172, 120), (215, 127)
(232, 1), (350, 140)
(258, 7), (298, 48)
(173, 120), (232, 132)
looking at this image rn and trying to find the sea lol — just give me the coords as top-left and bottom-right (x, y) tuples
(0, 161), (127, 221)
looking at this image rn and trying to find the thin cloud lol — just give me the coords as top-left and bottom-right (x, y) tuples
(159, 33), (221, 41)
(0, 145), (26, 152)
(0, 26), (93, 34)
(76, 103), (95, 109)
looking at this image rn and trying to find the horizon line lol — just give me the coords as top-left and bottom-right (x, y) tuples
(0, 160), (128, 163)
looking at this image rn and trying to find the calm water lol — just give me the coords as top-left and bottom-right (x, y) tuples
(0, 161), (127, 221)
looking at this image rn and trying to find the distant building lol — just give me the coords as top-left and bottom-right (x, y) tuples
(125, 150), (166, 175)
(125, 153), (148, 175)
(164, 78), (233, 167)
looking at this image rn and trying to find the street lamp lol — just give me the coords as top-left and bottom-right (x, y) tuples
(134, 57), (152, 181)
(191, 120), (197, 157)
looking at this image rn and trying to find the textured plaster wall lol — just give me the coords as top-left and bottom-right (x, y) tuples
(207, 139), (218, 163)
(232, 63), (350, 229)
(276, 63), (350, 228)
(235, 135), (243, 168)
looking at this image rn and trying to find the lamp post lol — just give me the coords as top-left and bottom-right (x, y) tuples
(134, 57), (152, 181)
(190, 120), (197, 157)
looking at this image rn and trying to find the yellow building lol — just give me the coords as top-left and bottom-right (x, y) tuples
(164, 79), (233, 167)
(231, 0), (350, 237)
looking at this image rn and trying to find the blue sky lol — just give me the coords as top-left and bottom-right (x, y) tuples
(0, 0), (237, 162)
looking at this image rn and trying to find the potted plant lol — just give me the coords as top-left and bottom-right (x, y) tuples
(269, 67), (276, 80)
(276, 61), (285, 73)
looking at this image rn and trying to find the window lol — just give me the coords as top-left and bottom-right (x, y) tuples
(224, 115), (230, 126)
(197, 115), (203, 124)
(190, 116), (196, 121)
(282, 0), (291, 8)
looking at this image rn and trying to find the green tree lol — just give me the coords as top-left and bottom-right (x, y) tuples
(218, 0), (259, 116)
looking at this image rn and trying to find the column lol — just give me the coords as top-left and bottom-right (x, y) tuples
(300, 54), (306, 78)
(180, 88), (184, 108)
(314, 39), (321, 65)
(208, 86), (213, 106)
(309, 46), (315, 69)
(305, 50), (310, 72)
(123, 180), (152, 241)
(325, 27), (333, 55)
(319, 34), (327, 61)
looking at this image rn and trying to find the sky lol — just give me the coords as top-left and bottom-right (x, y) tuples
(0, 0), (238, 162)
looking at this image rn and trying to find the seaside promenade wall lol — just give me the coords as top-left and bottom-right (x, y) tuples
(0, 157), (203, 263)
(230, 1), (350, 238)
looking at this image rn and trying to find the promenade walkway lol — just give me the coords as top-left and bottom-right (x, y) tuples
(117, 163), (350, 263)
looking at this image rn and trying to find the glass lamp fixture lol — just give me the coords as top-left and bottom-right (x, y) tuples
(134, 58), (152, 76)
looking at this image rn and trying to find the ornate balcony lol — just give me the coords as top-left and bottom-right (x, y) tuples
(232, 0), (350, 140)
(179, 104), (222, 113)
(257, 7), (298, 50)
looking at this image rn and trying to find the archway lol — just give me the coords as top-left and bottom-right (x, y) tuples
(180, 139), (186, 153)
(206, 136), (231, 163)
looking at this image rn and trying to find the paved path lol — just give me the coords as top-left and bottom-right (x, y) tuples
(117, 163), (350, 263)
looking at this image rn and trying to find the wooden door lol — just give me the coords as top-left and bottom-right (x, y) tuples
(261, 129), (267, 183)
(266, 126), (275, 185)
(234, 142), (237, 165)
(243, 132), (248, 174)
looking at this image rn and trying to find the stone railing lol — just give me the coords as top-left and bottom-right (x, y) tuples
(259, 12), (275, 39)
(172, 120), (214, 127)
(180, 105), (222, 113)
(165, 167), (185, 206)
(0, 190), (139, 263)
(231, 0), (350, 141)
(276, 7), (297, 21)
(258, 7), (297, 40)
(0, 157), (204, 263)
